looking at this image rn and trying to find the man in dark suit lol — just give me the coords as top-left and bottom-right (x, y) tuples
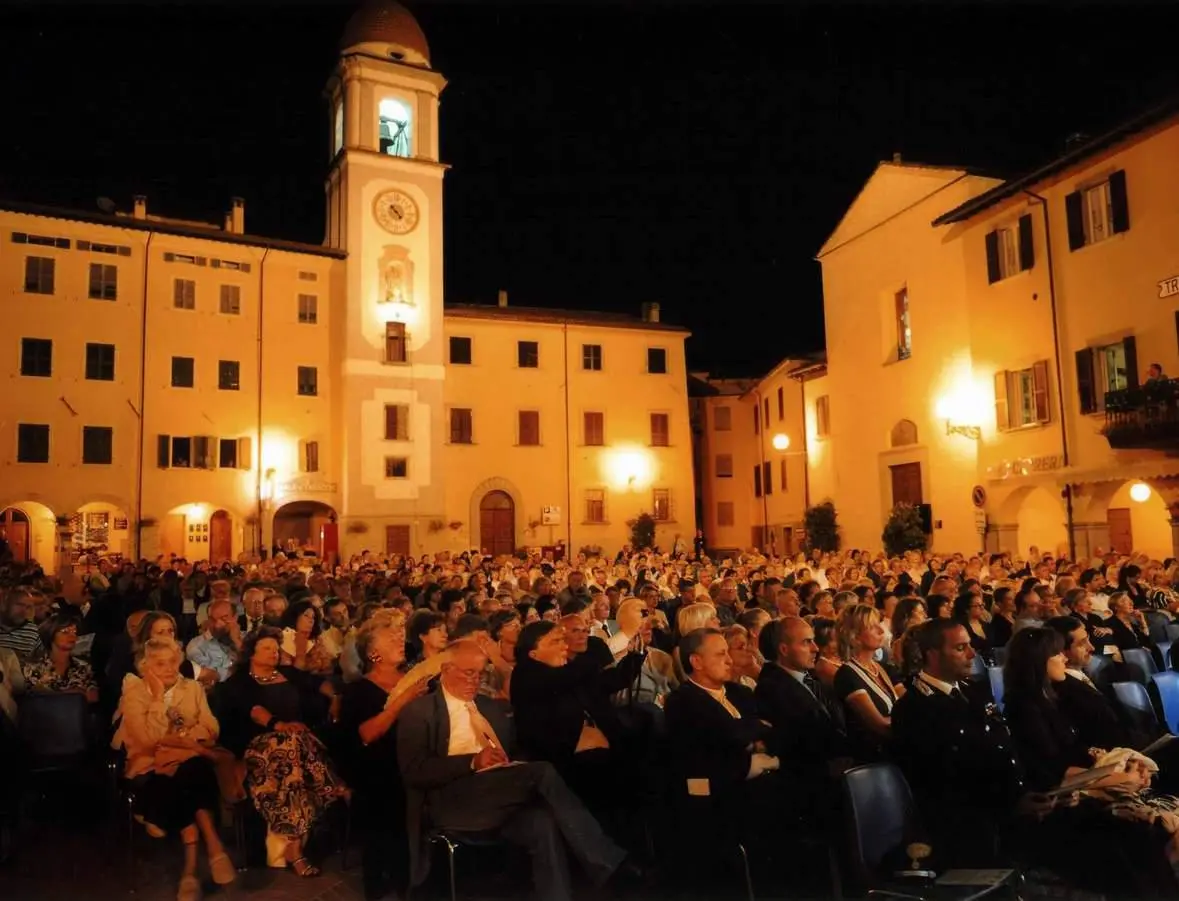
(665, 629), (780, 895)
(754, 616), (851, 794)
(237, 587), (265, 636)
(397, 640), (627, 901)
(1046, 615), (1179, 792)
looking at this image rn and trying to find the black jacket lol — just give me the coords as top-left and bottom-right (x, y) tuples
(665, 680), (765, 803)
(754, 662), (849, 769)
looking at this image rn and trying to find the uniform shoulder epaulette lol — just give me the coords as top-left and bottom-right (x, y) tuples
(913, 678), (936, 696)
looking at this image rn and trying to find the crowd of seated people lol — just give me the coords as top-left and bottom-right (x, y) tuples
(4, 541), (1179, 899)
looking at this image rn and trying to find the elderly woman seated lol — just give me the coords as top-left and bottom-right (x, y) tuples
(116, 638), (234, 901)
(217, 626), (345, 876)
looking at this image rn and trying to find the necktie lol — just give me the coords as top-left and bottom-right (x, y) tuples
(602, 622), (612, 638)
(949, 684), (967, 703)
(466, 701), (507, 757)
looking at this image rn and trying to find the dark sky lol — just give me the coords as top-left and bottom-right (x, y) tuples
(2, 1), (1177, 375)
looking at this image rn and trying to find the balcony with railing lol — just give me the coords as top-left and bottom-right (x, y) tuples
(1102, 379), (1179, 450)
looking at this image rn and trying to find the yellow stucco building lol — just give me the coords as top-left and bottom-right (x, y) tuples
(0, 2), (695, 573)
(700, 100), (1179, 560)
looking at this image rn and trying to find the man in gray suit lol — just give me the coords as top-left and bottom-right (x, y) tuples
(397, 640), (628, 901)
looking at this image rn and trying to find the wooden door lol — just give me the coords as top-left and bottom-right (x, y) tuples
(209, 510), (232, 564)
(0, 508), (29, 563)
(321, 521), (339, 565)
(161, 513), (186, 561)
(1108, 508), (1134, 556)
(479, 491), (515, 558)
(890, 462), (924, 507)
(385, 525), (410, 558)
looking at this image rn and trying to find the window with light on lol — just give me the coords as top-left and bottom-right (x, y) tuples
(379, 98), (412, 158)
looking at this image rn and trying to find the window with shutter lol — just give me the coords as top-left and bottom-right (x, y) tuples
(449, 336), (472, 364)
(384, 404), (409, 441)
(297, 294), (318, 324)
(218, 360), (240, 391)
(582, 344), (602, 371)
(1018, 214), (1035, 271)
(297, 366), (318, 396)
(303, 440), (320, 473)
(585, 489), (605, 523)
(777, 387), (785, 420)
(753, 465), (762, 497)
(753, 405), (760, 434)
(894, 287), (912, 359)
(194, 436), (215, 469)
(237, 437), (253, 470)
(157, 434), (171, 469)
(780, 458), (788, 491)
(763, 461), (772, 495)
(518, 410), (540, 446)
(650, 413), (670, 447)
(984, 231), (1001, 284)
(816, 395), (831, 438)
(517, 341), (539, 368)
(88, 263), (118, 300)
(713, 406), (731, 431)
(173, 278), (196, 309)
(384, 457), (409, 479)
(717, 501), (735, 527)
(652, 489), (671, 522)
(17, 424), (50, 463)
(1109, 169), (1130, 234)
(1031, 360), (1051, 423)
(218, 438), (238, 468)
(1065, 190), (1085, 251)
(171, 356), (194, 388)
(219, 285), (241, 315)
(584, 412), (604, 446)
(647, 347), (667, 374)
(763, 397), (770, 426)
(24, 257), (55, 294)
(385, 322), (407, 363)
(994, 370), (1011, 430)
(171, 436), (192, 468)
(715, 454), (733, 478)
(20, 338), (52, 377)
(450, 409), (473, 444)
(85, 343), (115, 381)
(1121, 335), (1138, 391)
(1075, 349), (1097, 414)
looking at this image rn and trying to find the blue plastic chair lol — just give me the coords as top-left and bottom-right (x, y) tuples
(1086, 653), (1113, 684)
(1158, 641), (1173, 669)
(1153, 672), (1179, 734)
(1112, 681), (1160, 736)
(987, 666), (1005, 711)
(969, 654), (987, 681)
(1123, 648), (1158, 682)
(1145, 611), (1171, 644)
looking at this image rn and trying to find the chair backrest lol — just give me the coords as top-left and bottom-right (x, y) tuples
(841, 763), (917, 890)
(1112, 680), (1160, 736)
(1166, 623), (1179, 645)
(993, 646), (1007, 668)
(987, 666), (1005, 711)
(1122, 648), (1157, 681)
(17, 691), (91, 759)
(1145, 611), (1171, 644)
(969, 654), (986, 681)
(1158, 641), (1173, 671)
(1153, 672), (1179, 734)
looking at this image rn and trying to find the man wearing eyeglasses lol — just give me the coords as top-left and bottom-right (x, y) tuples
(398, 640), (634, 901)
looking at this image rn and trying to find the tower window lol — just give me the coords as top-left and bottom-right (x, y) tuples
(333, 100), (344, 156)
(378, 98), (412, 158)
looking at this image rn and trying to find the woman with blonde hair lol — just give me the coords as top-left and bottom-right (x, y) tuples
(117, 639), (233, 901)
(724, 624), (760, 688)
(833, 604), (902, 762)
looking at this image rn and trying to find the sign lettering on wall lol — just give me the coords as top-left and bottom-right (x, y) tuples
(541, 505), (561, 525)
(986, 454), (1063, 480)
(1159, 276), (1179, 299)
(279, 479), (338, 495)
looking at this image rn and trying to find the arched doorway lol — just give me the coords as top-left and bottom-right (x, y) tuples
(209, 510), (233, 565)
(0, 507), (31, 563)
(273, 501), (338, 562)
(479, 491), (515, 558)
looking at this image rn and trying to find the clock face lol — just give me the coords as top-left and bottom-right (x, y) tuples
(374, 189), (420, 235)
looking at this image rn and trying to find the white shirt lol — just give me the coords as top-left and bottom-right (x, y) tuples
(443, 686), (481, 756)
(917, 671), (958, 695)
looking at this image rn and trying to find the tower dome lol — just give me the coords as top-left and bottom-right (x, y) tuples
(340, 1), (431, 68)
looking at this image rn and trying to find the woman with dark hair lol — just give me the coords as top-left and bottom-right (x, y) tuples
(1118, 565), (1150, 609)
(217, 627), (345, 877)
(988, 587), (1016, 649)
(337, 612), (430, 901)
(21, 614), (98, 702)
(405, 610), (448, 665)
(811, 616), (841, 689)
(953, 591), (993, 663)
(419, 583), (443, 612)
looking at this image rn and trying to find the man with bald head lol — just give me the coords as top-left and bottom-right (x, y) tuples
(398, 640), (630, 901)
(754, 616), (850, 799)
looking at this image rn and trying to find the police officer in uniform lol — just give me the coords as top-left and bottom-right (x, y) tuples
(891, 618), (1023, 868)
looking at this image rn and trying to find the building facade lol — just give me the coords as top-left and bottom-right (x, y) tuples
(710, 103), (1179, 560)
(0, 2), (695, 573)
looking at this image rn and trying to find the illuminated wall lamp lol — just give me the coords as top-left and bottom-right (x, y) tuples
(771, 433), (790, 451)
(935, 396), (981, 441)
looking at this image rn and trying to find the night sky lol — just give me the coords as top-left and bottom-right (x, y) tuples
(2, 1), (1177, 375)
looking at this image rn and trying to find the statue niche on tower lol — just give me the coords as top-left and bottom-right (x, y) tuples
(378, 246), (415, 318)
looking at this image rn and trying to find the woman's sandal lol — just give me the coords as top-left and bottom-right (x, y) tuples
(290, 856), (320, 878)
(208, 852), (236, 885)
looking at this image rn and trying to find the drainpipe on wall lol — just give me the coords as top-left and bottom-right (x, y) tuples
(1024, 190), (1076, 560)
(755, 389), (769, 551)
(562, 322), (573, 552)
(255, 248), (270, 558)
(133, 230), (155, 561)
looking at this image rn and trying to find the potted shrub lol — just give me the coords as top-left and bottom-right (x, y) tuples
(802, 501), (840, 554)
(882, 503), (928, 557)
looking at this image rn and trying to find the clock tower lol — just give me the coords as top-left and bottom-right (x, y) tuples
(326, 0), (448, 556)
